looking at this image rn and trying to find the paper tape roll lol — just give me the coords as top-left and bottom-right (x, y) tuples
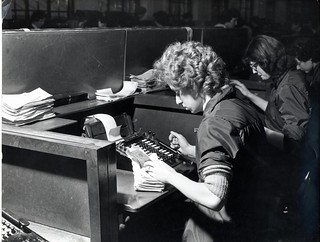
(92, 114), (121, 141)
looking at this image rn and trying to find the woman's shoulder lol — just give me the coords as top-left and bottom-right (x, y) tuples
(281, 69), (308, 88)
(277, 70), (309, 99)
(287, 69), (305, 79)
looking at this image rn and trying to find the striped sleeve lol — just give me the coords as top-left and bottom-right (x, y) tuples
(204, 173), (230, 202)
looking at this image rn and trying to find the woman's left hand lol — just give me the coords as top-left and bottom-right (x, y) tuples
(144, 154), (177, 183)
(230, 79), (252, 98)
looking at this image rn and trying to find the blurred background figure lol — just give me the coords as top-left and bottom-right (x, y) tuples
(214, 8), (240, 29)
(293, 36), (320, 102)
(153, 10), (171, 27)
(30, 10), (47, 29)
(291, 35), (320, 242)
(134, 5), (155, 27)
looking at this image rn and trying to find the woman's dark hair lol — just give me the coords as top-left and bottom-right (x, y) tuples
(293, 37), (320, 63)
(242, 35), (291, 79)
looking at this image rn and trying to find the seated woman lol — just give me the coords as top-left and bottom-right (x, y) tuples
(291, 36), (320, 241)
(231, 35), (312, 231)
(231, 35), (310, 159)
(293, 36), (320, 108)
(145, 41), (280, 241)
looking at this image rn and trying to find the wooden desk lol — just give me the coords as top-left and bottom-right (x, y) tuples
(24, 117), (78, 131)
(117, 169), (176, 213)
(5, 117), (182, 215)
(2, 124), (118, 242)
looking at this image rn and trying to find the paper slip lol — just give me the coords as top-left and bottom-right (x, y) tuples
(95, 88), (113, 96)
(96, 81), (138, 98)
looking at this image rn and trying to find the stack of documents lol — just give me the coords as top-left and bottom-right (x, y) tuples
(2, 88), (56, 126)
(129, 69), (158, 88)
(95, 81), (138, 102)
(126, 146), (165, 192)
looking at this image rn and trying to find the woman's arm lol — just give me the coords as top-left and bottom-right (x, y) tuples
(230, 80), (268, 111)
(145, 158), (224, 210)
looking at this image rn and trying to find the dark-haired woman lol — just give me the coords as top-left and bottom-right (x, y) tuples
(294, 36), (320, 108)
(231, 35), (311, 226)
(231, 35), (310, 155)
(292, 36), (320, 241)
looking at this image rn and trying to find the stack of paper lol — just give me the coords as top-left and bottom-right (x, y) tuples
(126, 146), (165, 192)
(2, 88), (56, 126)
(95, 81), (138, 102)
(129, 69), (158, 88)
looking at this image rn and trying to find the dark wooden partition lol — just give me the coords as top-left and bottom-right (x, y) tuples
(132, 89), (202, 145)
(2, 29), (126, 96)
(192, 28), (249, 77)
(124, 27), (192, 77)
(2, 125), (118, 242)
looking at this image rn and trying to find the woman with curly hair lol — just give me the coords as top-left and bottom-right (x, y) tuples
(144, 41), (276, 241)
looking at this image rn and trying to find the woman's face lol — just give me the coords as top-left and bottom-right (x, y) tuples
(250, 61), (271, 80)
(295, 58), (313, 73)
(172, 88), (203, 114)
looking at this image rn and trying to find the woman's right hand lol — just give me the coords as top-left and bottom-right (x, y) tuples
(230, 79), (252, 98)
(169, 131), (195, 157)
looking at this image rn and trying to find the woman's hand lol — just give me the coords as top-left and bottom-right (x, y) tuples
(230, 79), (253, 98)
(144, 154), (177, 183)
(169, 131), (195, 157)
(230, 79), (268, 111)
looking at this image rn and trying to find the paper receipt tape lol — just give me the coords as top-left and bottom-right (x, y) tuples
(84, 114), (122, 142)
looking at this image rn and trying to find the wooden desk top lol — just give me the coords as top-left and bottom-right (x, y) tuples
(3, 120), (176, 214)
(116, 169), (175, 213)
(24, 117), (78, 131)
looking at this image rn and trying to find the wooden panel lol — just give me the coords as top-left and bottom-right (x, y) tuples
(2, 125), (118, 242)
(2, 149), (91, 235)
(133, 107), (202, 145)
(132, 90), (202, 144)
(192, 28), (249, 77)
(2, 29), (126, 96)
(125, 27), (191, 77)
(24, 117), (78, 132)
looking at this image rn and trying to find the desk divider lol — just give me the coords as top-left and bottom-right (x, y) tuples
(2, 124), (118, 242)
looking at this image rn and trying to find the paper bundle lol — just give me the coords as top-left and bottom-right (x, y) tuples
(126, 146), (165, 192)
(95, 81), (138, 102)
(2, 88), (56, 126)
(129, 69), (158, 88)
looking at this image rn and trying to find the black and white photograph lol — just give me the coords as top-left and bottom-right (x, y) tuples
(2, 0), (320, 241)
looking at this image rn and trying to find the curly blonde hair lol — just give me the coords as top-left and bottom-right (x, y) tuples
(153, 41), (229, 97)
